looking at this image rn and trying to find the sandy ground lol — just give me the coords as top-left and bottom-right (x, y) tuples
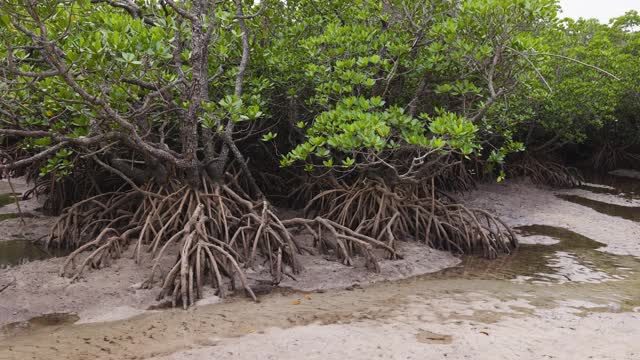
(1, 176), (639, 360)
(150, 177), (640, 360)
(464, 178), (640, 257)
(558, 187), (640, 206)
(277, 241), (460, 292)
(0, 246), (170, 326)
(154, 299), (640, 360)
(0, 178), (461, 326)
(0, 239), (461, 326)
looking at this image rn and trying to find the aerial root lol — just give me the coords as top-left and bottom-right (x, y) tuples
(46, 189), (140, 250)
(155, 204), (258, 308)
(508, 155), (582, 188)
(304, 177), (517, 258)
(283, 217), (401, 272)
(154, 196), (401, 307)
(59, 226), (141, 281)
(50, 176), (405, 307)
(48, 174), (515, 307)
(590, 143), (640, 170)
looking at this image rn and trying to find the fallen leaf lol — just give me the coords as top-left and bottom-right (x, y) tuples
(291, 300), (301, 305)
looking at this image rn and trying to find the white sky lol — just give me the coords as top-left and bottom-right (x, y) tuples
(558, 0), (640, 23)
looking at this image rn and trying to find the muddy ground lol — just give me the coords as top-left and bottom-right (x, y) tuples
(0, 178), (461, 326)
(464, 177), (640, 257)
(1, 172), (639, 359)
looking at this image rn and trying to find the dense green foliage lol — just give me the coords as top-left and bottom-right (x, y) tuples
(0, 0), (638, 185)
(518, 12), (640, 155)
(2, 0), (639, 306)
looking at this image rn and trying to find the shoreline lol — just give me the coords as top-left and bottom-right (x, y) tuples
(1, 175), (639, 328)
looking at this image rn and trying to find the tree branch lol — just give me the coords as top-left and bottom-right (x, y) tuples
(0, 142), (67, 170)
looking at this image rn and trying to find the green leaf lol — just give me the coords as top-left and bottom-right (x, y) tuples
(261, 132), (277, 142)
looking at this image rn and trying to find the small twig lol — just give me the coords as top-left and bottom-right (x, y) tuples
(531, 52), (621, 81)
(506, 46), (553, 92)
(0, 277), (16, 294)
(6, 173), (26, 226)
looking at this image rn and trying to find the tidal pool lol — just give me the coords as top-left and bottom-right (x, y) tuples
(0, 239), (68, 267)
(1, 222), (638, 360)
(1, 179), (639, 359)
(556, 194), (640, 222)
(0, 193), (20, 208)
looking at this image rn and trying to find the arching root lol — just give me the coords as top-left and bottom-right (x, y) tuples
(49, 176), (400, 307)
(154, 204), (258, 308)
(590, 143), (640, 171)
(283, 217), (400, 272)
(59, 226), (140, 281)
(150, 198), (400, 307)
(508, 155), (582, 188)
(305, 178), (517, 259)
(46, 189), (139, 250)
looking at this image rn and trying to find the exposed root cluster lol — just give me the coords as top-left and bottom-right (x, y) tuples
(432, 155), (479, 192)
(46, 189), (139, 250)
(22, 157), (120, 215)
(305, 177), (517, 259)
(509, 155), (582, 188)
(590, 143), (640, 171)
(283, 217), (400, 271)
(48, 176), (401, 308)
(60, 226), (140, 282)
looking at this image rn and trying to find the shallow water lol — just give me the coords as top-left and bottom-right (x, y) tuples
(429, 225), (620, 282)
(557, 194), (640, 222)
(582, 171), (640, 199)
(423, 225), (640, 309)
(1, 313), (79, 337)
(1, 182), (640, 359)
(0, 193), (20, 208)
(0, 213), (19, 221)
(0, 240), (67, 267)
(1, 220), (639, 359)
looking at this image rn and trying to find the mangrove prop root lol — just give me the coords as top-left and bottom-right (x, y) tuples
(508, 155), (582, 188)
(590, 143), (640, 171)
(304, 177), (517, 259)
(51, 176), (401, 307)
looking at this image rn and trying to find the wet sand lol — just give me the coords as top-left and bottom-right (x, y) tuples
(464, 178), (640, 257)
(1, 175), (639, 359)
(0, 178), (461, 327)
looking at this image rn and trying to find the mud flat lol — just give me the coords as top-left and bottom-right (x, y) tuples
(0, 238), (461, 327)
(1, 177), (640, 359)
(152, 302), (639, 360)
(609, 168), (640, 180)
(464, 178), (640, 257)
(2, 227), (639, 360)
(150, 179), (640, 360)
(0, 180), (461, 327)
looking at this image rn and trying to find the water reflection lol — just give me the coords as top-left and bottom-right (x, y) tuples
(0, 193), (20, 208)
(582, 170), (640, 199)
(1, 313), (79, 337)
(557, 194), (640, 222)
(0, 240), (68, 267)
(427, 225), (635, 286)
